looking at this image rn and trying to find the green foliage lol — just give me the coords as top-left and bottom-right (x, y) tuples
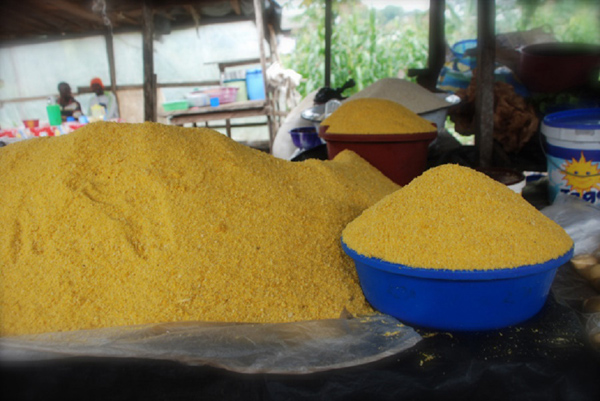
(282, 0), (599, 99)
(445, 0), (600, 46)
(518, 0), (600, 43)
(281, 1), (429, 98)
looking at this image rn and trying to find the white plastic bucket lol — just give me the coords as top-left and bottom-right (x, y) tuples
(541, 108), (600, 207)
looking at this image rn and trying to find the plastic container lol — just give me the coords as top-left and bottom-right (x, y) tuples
(518, 43), (600, 93)
(162, 100), (189, 112)
(246, 68), (265, 100)
(46, 104), (62, 126)
(90, 104), (106, 120)
(23, 119), (39, 129)
(451, 39), (478, 70)
(342, 241), (574, 331)
(185, 92), (210, 107)
(224, 79), (248, 102)
(203, 87), (238, 105)
(541, 108), (600, 207)
(419, 108), (448, 134)
(319, 126), (437, 186)
(290, 127), (322, 150)
(419, 93), (461, 134)
(451, 39), (477, 58)
(224, 68), (246, 81)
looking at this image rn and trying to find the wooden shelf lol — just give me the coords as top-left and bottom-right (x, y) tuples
(162, 100), (272, 139)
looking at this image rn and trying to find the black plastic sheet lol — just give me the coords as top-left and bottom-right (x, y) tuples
(2, 295), (599, 401)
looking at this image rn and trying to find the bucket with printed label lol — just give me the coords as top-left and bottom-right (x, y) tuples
(541, 108), (600, 207)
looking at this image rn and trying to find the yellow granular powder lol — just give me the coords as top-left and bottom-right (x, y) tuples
(321, 98), (437, 134)
(342, 164), (573, 271)
(0, 122), (400, 336)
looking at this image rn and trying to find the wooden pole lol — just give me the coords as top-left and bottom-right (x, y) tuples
(142, 0), (156, 122)
(253, 0), (268, 102)
(253, 0), (274, 148)
(104, 29), (120, 118)
(428, 0), (445, 91)
(475, 0), (495, 167)
(324, 0), (332, 87)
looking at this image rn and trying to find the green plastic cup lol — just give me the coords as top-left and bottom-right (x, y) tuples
(46, 104), (62, 126)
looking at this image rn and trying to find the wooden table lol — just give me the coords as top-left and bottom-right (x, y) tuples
(162, 100), (273, 141)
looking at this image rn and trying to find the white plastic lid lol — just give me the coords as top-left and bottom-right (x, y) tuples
(541, 108), (600, 142)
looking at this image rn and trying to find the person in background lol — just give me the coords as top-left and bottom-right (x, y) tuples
(89, 77), (119, 120)
(57, 82), (83, 122)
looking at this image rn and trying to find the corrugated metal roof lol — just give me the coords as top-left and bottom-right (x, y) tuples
(0, 0), (280, 41)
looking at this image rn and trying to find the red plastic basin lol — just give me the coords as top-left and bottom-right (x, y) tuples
(319, 125), (437, 186)
(518, 42), (600, 93)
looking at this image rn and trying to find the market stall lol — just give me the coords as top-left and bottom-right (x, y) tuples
(1, 1), (600, 400)
(1, 104), (599, 401)
(0, 0), (281, 140)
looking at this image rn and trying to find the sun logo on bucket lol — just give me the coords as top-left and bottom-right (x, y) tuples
(561, 153), (600, 196)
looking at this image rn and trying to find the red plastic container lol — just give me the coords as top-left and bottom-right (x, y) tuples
(23, 119), (39, 129)
(319, 125), (437, 186)
(518, 43), (600, 93)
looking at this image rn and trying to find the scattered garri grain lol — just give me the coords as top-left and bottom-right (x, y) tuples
(0, 122), (399, 336)
(321, 98), (437, 134)
(342, 164), (573, 271)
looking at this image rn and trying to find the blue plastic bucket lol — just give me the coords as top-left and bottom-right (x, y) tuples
(290, 126), (322, 150)
(541, 108), (600, 207)
(451, 39), (477, 58)
(451, 39), (477, 69)
(246, 68), (266, 100)
(342, 240), (573, 331)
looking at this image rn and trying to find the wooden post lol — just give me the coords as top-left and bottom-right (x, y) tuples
(104, 29), (120, 118)
(253, 0), (274, 148)
(475, 0), (495, 167)
(153, 72), (157, 119)
(226, 119), (232, 138)
(253, 0), (268, 102)
(411, 0), (445, 90)
(324, 0), (332, 87)
(428, 0), (445, 90)
(142, 0), (156, 122)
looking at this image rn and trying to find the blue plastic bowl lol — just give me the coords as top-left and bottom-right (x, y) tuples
(451, 39), (477, 58)
(290, 127), (322, 150)
(342, 241), (573, 331)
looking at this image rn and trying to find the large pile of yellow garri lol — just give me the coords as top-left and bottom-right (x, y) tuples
(342, 164), (573, 271)
(0, 122), (399, 336)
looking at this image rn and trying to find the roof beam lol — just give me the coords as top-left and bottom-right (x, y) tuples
(51, 0), (106, 25)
